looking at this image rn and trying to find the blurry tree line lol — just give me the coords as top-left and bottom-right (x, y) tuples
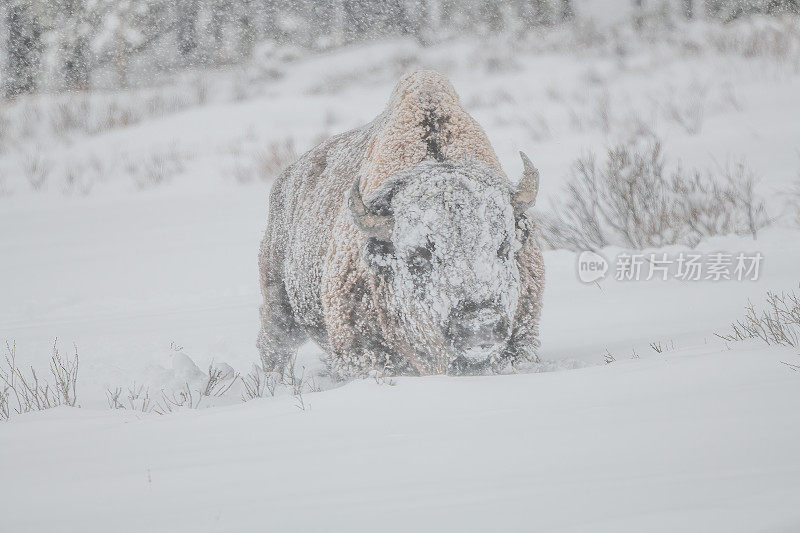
(1, 0), (798, 98)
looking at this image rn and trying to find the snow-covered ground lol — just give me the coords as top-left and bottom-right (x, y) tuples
(2, 15), (800, 531)
(4, 345), (800, 532)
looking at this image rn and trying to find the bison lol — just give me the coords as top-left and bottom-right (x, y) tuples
(258, 70), (544, 377)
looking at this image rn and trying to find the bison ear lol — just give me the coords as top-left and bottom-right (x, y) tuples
(348, 178), (394, 241)
(512, 151), (539, 216)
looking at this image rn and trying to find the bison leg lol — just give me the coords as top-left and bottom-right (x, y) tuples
(503, 330), (541, 365)
(257, 282), (307, 374)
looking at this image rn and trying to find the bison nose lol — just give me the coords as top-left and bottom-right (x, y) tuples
(448, 301), (509, 356)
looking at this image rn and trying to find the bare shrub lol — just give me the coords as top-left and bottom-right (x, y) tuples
(154, 383), (204, 413)
(50, 344), (79, 406)
(664, 86), (706, 135)
(284, 355), (319, 393)
(566, 105), (585, 132)
(106, 387), (125, 409)
(232, 70), (251, 101)
(522, 112), (552, 142)
(106, 383), (155, 412)
(106, 382), (201, 414)
(62, 165), (82, 193)
(466, 89), (516, 109)
(61, 163), (98, 196)
(789, 177), (800, 228)
(49, 98), (90, 138)
(229, 137), (298, 184)
(19, 103), (41, 138)
(98, 102), (141, 132)
(604, 347), (644, 363)
(142, 154), (170, 187)
(650, 342), (663, 354)
(717, 288), (800, 347)
(515, 12), (798, 66)
(307, 72), (358, 96)
(539, 136), (770, 250)
(191, 75), (209, 104)
(255, 139), (297, 181)
(140, 94), (191, 124)
(705, 16), (800, 65)
(201, 363), (239, 397)
(717, 82), (744, 112)
(106, 382), (203, 414)
(22, 151), (52, 191)
(232, 162), (254, 184)
(241, 364), (279, 401)
(129, 384), (156, 411)
(107, 355), (319, 415)
(3, 87), (205, 142)
(243, 356), (320, 408)
(107, 359), (241, 415)
(720, 160), (771, 238)
(0, 384), (8, 421)
(618, 113), (658, 147)
(0, 340), (79, 421)
(592, 89), (612, 134)
(649, 340), (675, 354)
(481, 50), (522, 73)
(670, 159), (769, 241)
(583, 67), (606, 87)
(134, 146), (186, 189)
(370, 370), (397, 386)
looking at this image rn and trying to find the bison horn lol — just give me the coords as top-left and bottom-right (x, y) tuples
(512, 151), (539, 215)
(348, 179), (394, 241)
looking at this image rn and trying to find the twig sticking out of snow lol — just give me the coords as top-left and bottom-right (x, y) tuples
(780, 361), (800, 372)
(201, 363), (240, 397)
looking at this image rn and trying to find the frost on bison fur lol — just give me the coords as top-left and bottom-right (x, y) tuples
(258, 70), (544, 378)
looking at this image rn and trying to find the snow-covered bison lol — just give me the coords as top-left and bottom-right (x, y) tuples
(258, 70), (544, 377)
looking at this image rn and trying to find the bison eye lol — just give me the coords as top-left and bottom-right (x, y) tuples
(367, 238), (395, 257)
(407, 243), (433, 275)
(497, 237), (511, 259)
(364, 238), (396, 278)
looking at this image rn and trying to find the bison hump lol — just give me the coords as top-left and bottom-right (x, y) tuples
(359, 70), (504, 195)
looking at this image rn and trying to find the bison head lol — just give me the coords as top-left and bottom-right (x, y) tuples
(349, 154), (539, 374)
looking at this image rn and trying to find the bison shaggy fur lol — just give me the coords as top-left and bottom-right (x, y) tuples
(258, 70), (544, 377)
